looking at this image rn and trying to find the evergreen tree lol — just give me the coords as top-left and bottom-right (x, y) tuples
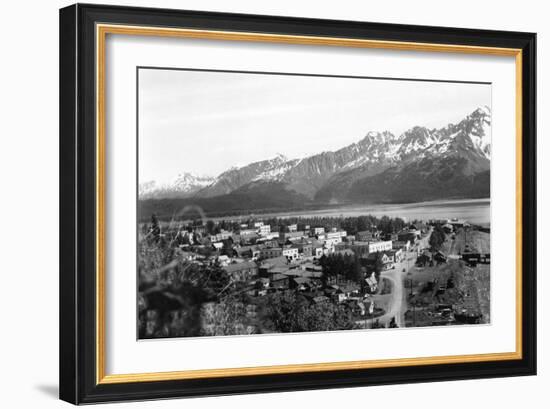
(373, 252), (385, 277)
(429, 224), (446, 250)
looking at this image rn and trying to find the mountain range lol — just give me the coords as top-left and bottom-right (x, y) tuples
(139, 173), (215, 199)
(139, 106), (491, 217)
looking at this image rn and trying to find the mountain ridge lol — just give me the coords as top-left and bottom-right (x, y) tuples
(139, 106), (491, 208)
(139, 173), (215, 199)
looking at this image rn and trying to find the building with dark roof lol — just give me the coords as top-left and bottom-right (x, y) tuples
(223, 261), (258, 282)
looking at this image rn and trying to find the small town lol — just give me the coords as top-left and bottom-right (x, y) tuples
(138, 214), (490, 338)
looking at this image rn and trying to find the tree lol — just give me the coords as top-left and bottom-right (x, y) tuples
(373, 252), (385, 277)
(263, 291), (354, 333)
(174, 230), (190, 246)
(378, 215), (392, 234)
(356, 216), (370, 232)
(200, 298), (252, 336)
(206, 220), (216, 235)
(199, 261), (231, 300)
(319, 253), (363, 284)
(150, 213), (161, 243)
(141, 223), (149, 236)
(221, 239), (234, 256)
(350, 254), (364, 282)
(429, 224), (446, 251)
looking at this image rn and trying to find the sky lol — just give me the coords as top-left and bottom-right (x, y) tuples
(138, 68), (491, 184)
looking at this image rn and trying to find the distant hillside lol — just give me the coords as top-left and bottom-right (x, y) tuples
(138, 181), (313, 220)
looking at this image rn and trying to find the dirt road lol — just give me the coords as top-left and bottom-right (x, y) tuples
(374, 229), (432, 327)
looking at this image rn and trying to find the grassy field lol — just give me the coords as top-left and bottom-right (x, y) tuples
(405, 227), (491, 327)
(443, 227), (490, 255)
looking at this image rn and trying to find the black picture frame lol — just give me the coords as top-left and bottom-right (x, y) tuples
(59, 3), (536, 404)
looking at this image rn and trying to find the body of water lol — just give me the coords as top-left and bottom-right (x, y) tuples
(216, 198), (491, 225)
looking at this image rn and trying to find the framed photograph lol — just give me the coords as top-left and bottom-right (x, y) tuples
(59, 3), (536, 404)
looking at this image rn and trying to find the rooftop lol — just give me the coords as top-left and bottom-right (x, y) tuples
(223, 261), (258, 273)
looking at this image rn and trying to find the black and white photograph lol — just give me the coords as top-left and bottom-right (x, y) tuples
(137, 68), (492, 339)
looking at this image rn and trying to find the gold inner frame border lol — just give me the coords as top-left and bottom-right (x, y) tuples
(95, 23), (523, 385)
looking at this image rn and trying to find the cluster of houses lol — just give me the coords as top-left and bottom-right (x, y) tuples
(416, 249), (448, 267)
(167, 220), (432, 321)
(143, 215), (494, 335)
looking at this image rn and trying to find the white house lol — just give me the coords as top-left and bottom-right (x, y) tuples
(217, 255), (230, 266)
(282, 247), (299, 260)
(312, 227), (325, 235)
(326, 230), (347, 240)
(258, 224), (271, 236)
(324, 237), (341, 248)
(366, 240), (393, 253)
(212, 242), (224, 250)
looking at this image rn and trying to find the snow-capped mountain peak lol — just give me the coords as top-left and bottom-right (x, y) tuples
(171, 172), (214, 190)
(466, 105), (491, 158)
(139, 172), (214, 199)
(140, 107), (491, 200)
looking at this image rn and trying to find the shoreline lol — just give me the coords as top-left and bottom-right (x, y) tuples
(207, 197), (491, 223)
(140, 197), (491, 226)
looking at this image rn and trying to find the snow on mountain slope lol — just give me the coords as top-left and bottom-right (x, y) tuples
(140, 107), (491, 200)
(139, 173), (215, 199)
